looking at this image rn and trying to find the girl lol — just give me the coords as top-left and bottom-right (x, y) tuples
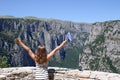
(15, 38), (67, 80)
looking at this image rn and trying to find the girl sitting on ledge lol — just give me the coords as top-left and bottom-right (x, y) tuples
(15, 32), (72, 80)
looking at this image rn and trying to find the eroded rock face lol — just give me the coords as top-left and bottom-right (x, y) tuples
(0, 67), (120, 80)
(80, 21), (120, 73)
(0, 17), (120, 73)
(0, 18), (90, 68)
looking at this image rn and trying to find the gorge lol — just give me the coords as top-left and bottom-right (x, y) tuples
(0, 16), (120, 74)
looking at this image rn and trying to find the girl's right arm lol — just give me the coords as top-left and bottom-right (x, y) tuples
(15, 38), (35, 61)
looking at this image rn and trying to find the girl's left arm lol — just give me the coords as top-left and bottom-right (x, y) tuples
(47, 40), (67, 61)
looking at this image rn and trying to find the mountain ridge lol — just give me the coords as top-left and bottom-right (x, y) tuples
(0, 17), (120, 74)
(0, 17), (90, 68)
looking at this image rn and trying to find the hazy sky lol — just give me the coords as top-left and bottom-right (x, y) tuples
(0, 0), (120, 23)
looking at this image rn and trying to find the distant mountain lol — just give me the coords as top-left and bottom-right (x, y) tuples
(0, 17), (120, 73)
(0, 17), (90, 68)
(80, 20), (120, 73)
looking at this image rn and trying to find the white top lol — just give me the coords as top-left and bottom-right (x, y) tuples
(35, 63), (48, 80)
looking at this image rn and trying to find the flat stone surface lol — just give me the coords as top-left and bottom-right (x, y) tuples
(0, 67), (120, 80)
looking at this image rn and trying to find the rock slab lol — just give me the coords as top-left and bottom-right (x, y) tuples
(0, 67), (120, 80)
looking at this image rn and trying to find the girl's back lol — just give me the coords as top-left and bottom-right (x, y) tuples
(35, 63), (48, 80)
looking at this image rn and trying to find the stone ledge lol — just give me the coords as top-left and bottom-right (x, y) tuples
(0, 67), (120, 80)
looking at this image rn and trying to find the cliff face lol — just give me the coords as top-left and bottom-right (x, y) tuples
(79, 20), (120, 73)
(0, 18), (90, 68)
(0, 17), (120, 73)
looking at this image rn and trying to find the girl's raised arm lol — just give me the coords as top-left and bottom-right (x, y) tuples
(15, 38), (35, 61)
(47, 40), (67, 61)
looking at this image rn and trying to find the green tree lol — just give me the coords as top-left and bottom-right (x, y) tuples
(0, 56), (10, 68)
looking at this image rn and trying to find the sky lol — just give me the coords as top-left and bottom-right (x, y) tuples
(0, 0), (120, 23)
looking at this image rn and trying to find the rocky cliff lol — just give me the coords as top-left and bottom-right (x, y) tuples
(79, 20), (120, 73)
(0, 17), (120, 73)
(0, 17), (90, 68)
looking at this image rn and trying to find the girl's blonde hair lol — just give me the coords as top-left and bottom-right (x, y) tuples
(35, 45), (47, 64)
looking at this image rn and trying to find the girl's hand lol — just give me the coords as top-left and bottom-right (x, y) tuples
(66, 32), (73, 42)
(15, 38), (22, 45)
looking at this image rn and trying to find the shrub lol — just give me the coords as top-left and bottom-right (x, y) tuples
(0, 56), (10, 68)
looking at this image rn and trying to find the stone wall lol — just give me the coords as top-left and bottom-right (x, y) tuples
(0, 67), (120, 80)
